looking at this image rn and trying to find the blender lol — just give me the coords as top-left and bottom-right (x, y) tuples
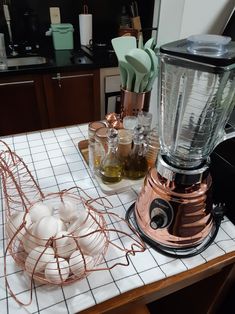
(127, 35), (235, 257)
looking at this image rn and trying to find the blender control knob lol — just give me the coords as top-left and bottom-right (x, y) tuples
(150, 214), (165, 229)
(149, 198), (173, 229)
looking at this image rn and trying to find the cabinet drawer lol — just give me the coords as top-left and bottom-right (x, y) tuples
(0, 74), (48, 135)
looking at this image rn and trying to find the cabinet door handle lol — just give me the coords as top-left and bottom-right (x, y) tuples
(52, 73), (94, 88)
(0, 80), (34, 86)
(52, 73), (94, 80)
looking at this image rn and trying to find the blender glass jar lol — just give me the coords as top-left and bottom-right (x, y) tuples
(158, 35), (235, 169)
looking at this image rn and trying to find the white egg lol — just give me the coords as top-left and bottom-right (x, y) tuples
(69, 250), (95, 277)
(25, 246), (55, 273)
(6, 212), (32, 241)
(54, 231), (77, 258)
(82, 211), (103, 230)
(45, 258), (69, 284)
(55, 218), (67, 232)
(67, 210), (89, 235)
(68, 210), (103, 236)
(29, 202), (53, 223)
(22, 226), (48, 253)
(58, 200), (80, 222)
(33, 216), (58, 239)
(77, 227), (106, 256)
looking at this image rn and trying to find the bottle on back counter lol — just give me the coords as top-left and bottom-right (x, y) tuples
(99, 128), (123, 184)
(124, 125), (148, 180)
(118, 5), (137, 37)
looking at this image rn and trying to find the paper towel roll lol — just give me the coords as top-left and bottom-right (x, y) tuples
(79, 14), (92, 46)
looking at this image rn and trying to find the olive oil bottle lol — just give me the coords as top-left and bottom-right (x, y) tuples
(99, 128), (123, 184)
(124, 125), (148, 180)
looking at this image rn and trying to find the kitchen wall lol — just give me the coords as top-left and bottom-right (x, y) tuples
(0, 0), (155, 49)
(149, 0), (235, 128)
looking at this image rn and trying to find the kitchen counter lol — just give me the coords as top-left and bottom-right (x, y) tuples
(0, 47), (118, 77)
(0, 124), (235, 314)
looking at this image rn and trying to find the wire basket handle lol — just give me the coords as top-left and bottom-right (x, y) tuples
(0, 141), (44, 214)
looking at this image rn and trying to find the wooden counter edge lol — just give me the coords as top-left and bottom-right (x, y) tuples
(79, 251), (235, 314)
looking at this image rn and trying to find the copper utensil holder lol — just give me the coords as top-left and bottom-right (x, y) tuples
(120, 88), (151, 119)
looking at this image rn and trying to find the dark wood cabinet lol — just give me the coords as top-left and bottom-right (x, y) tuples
(0, 74), (48, 136)
(0, 69), (101, 135)
(43, 69), (101, 128)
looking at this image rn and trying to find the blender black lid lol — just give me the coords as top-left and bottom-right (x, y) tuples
(160, 35), (235, 67)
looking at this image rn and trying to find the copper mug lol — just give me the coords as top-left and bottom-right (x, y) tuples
(120, 88), (151, 119)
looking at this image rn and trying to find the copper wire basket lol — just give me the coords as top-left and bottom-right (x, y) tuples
(0, 141), (146, 306)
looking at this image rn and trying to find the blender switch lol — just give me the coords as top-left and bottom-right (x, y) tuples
(150, 214), (165, 229)
(149, 198), (173, 229)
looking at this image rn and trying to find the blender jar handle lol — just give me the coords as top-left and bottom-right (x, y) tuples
(216, 120), (235, 147)
(223, 123), (235, 141)
(215, 72), (235, 147)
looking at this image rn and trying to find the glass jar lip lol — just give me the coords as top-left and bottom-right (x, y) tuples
(88, 121), (106, 133)
(122, 116), (138, 130)
(95, 127), (109, 139)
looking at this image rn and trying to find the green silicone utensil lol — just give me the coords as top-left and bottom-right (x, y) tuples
(144, 37), (155, 50)
(111, 36), (137, 88)
(125, 48), (151, 93)
(145, 47), (158, 91)
(119, 60), (135, 91)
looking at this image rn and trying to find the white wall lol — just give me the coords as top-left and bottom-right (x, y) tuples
(156, 0), (235, 45)
(180, 0), (235, 38)
(149, 0), (235, 128)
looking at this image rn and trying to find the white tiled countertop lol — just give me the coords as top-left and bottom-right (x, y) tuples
(0, 124), (235, 314)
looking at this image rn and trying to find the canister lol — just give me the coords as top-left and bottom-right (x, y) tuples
(88, 121), (107, 175)
(50, 23), (74, 50)
(145, 127), (160, 168)
(88, 121), (106, 143)
(94, 127), (109, 170)
(117, 129), (133, 160)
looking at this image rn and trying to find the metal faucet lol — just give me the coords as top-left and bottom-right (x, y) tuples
(3, 3), (18, 56)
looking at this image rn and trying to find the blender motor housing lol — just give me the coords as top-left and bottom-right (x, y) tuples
(134, 155), (214, 251)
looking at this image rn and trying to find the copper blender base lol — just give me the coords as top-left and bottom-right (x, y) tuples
(134, 165), (215, 248)
(126, 202), (223, 258)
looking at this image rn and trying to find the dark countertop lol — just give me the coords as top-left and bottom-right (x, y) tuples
(0, 47), (118, 77)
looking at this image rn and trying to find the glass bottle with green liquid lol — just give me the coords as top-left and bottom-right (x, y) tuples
(124, 125), (148, 180)
(99, 128), (123, 184)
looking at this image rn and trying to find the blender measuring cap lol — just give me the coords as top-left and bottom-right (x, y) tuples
(160, 34), (235, 67)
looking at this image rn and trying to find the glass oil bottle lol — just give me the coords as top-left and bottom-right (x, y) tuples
(99, 128), (123, 184)
(124, 125), (148, 180)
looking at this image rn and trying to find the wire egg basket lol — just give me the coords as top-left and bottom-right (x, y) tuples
(0, 141), (146, 306)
